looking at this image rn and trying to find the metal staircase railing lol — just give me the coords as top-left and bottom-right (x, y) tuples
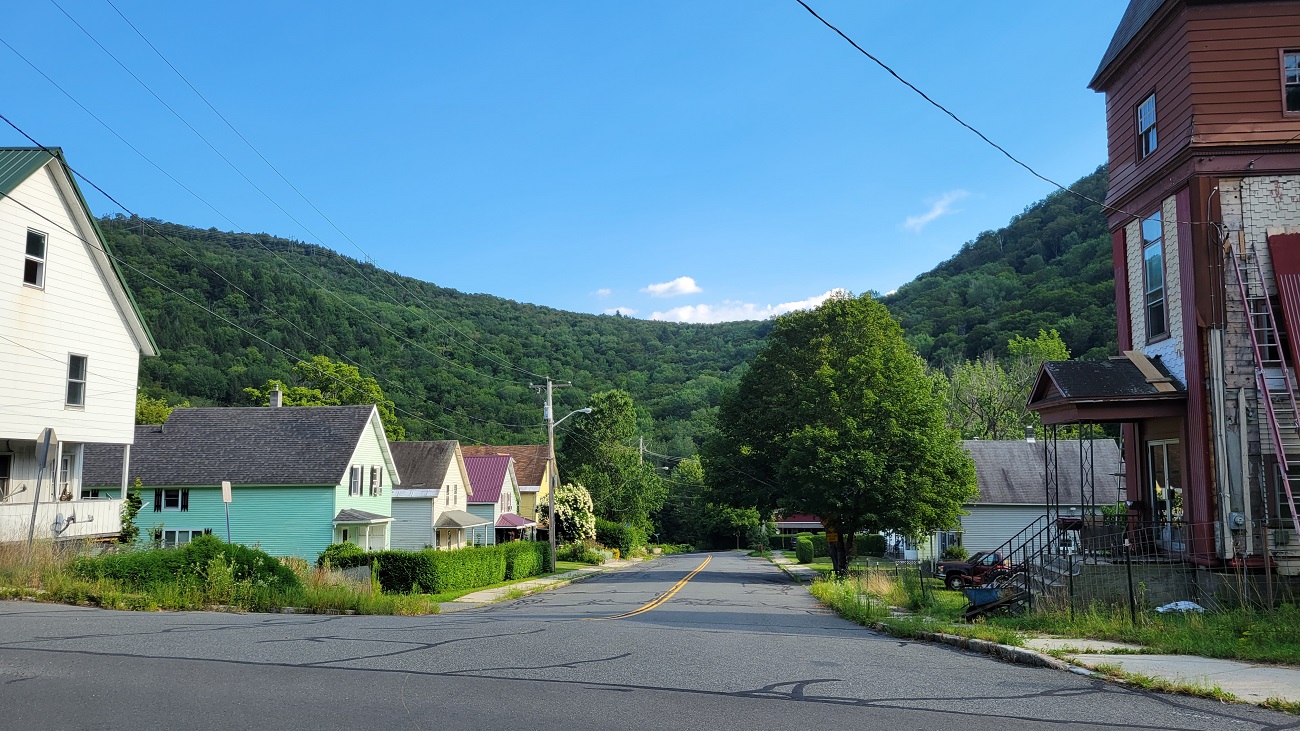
(1228, 245), (1300, 536)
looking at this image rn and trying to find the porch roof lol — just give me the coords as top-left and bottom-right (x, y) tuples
(435, 509), (491, 529)
(332, 509), (393, 525)
(495, 512), (536, 529)
(1027, 353), (1186, 425)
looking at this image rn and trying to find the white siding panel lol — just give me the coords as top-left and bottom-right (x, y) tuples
(0, 164), (139, 444)
(960, 505), (1046, 553)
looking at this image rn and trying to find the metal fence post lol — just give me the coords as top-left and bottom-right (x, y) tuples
(1125, 539), (1137, 625)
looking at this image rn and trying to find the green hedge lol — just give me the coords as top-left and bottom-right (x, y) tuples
(854, 533), (887, 557)
(72, 534), (298, 592)
(795, 536), (815, 564)
(595, 518), (647, 554)
(320, 542), (550, 594)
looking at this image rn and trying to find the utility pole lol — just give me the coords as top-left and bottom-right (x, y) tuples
(532, 379), (571, 571)
(639, 436), (644, 465)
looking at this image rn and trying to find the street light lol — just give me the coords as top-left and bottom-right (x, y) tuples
(547, 406), (591, 570)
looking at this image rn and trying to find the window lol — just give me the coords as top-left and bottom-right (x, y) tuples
(0, 454), (10, 502)
(1137, 93), (1157, 159)
(445, 484), (450, 505)
(1142, 212), (1167, 340)
(59, 453), (73, 499)
(349, 466), (362, 496)
(23, 229), (46, 287)
(1284, 50), (1300, 113)
(153, 488), (189, 512)
(66, 355), (87, 407)
(162, 529), (207, 548)
(80, 489), (102, 500)
(368, 465), (383, 496)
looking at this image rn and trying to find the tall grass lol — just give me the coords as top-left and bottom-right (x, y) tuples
(0, 540), (438, 616)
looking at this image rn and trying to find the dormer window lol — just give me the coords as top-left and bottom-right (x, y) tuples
(1137, 93), (1157, 159)
(1284, 50), (1300, 114)
(24, 230), (46, 287)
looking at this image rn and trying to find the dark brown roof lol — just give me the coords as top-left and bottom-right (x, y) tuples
(1040, 359), (1180, 400)
(461, 444), (548, 486)
(964, 440), (1124, 506)
(1090, 0), (1171, 89)
(1027, 358), (1186, 425)
(83, 406), (380, 487)
(388, 441), (459, 490)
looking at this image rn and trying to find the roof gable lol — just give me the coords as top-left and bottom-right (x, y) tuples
(1089, 0), (1177, 89)
(461, 444), (548, 486)
(463, 454), (515, 504)
(388, 441), (459, 490)
(83, 405), (380, 487)
(0, 147), (157, 355)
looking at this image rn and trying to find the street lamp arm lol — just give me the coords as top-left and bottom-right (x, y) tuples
(554, 407), (592, 428)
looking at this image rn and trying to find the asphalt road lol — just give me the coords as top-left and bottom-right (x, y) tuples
(0, 552), (1295, 730)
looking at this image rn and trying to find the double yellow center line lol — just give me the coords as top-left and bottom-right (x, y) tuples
(585, 555), (711, 621)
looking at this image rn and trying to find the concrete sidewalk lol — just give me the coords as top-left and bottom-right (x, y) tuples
(438, 559), (637, 612)
(1022, 637), (1300, 705)
(770, 550), (822, 582)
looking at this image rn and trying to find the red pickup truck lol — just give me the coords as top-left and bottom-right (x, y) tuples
(937, 551), (1010, 590)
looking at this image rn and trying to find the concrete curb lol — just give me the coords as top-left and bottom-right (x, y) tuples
(447, 556), (651, 609)
(870, 621), (1076, 672)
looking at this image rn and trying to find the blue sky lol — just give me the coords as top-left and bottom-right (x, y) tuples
(2, 1), (1127, 323)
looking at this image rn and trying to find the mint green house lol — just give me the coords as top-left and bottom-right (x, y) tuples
(83, 403), (399, 559)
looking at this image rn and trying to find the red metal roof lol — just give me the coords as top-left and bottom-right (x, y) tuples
(464, 454), (511, 504)
(775, 513), (822, 526)
(495, 512), (536, 529)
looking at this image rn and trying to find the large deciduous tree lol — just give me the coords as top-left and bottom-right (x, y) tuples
(557, 389), (666, 532)
(942, 328), (1070, 440)
(702, 293), (976, 546)
(245, 355), (406, 441)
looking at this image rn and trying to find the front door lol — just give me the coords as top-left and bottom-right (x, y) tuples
(1148, 440), (1184, 552)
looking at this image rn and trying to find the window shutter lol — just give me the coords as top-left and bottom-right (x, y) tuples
(154, 489), (162, 512)
(180, 489), (190, 512)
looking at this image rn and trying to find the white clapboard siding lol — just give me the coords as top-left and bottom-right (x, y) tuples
(0, 162), (141, 444)
(960, 505), (1047, 553)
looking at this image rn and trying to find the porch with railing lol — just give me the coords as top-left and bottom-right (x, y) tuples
(0, 498), (122, 543)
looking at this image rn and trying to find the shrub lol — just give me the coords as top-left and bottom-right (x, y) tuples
(595, 518), (646, 554)
(544, 483), (597, 543)
(502, 541), (550, 580)
(941, 544), (968, 561)
(72, 535), (297, 593)
(317, 542), (365, 568)
(557, 542), (605, 565)
(854, 533), (887, 557)
(795, 536), (815, 564)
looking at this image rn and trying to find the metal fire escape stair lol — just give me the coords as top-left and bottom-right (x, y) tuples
(1228, 245), (1300, 536)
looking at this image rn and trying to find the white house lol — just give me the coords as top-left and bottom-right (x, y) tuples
(0, 147), (156, 543)
(387, 440), (487, 550)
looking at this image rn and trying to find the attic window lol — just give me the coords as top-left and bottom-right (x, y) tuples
(1137, 93), (1157, 159)
(24, 230), (46, 288)
(1285, 50), (1300, 114)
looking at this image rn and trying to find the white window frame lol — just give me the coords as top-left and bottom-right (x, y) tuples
(24, 229), (47, 288)
(66, 354), (87, 407)
(161, 488), (182, 512)
(349, 466), (362, 497)
(1137, 93), (1157, 159)
(1141, 212), (1167, 342)
(163, 528), (205, 548)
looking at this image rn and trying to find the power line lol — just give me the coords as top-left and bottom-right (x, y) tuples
(46, 0), (553, 382)
(792, 0), (1208, 230)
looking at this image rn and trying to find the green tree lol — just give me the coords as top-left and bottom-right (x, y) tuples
(944, 328), (1070, 439)
(246, 355), (406, 441)
(558, 390), (667, 531)
(135, 393), (188, 425)
(702, 293), (976, 549)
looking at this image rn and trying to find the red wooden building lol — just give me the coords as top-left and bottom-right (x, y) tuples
(1029, 0), (1300, 572)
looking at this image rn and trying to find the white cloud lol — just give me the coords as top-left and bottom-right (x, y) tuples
(592, 288), (612, 298)
(603, 307), (638, 316)
(641, 276), (703, 298)
(903, 190), (969, 233)
(651, 288), (848, 324)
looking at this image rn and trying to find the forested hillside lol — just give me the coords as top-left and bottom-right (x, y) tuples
(101, 217), (768, 453)
(882, 166), (1116, 365)
(104, 165), (1116, 453)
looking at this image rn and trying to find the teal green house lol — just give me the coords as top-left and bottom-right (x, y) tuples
(83, 403), (399, 559)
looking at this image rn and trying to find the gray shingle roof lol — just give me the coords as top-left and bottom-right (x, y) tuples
(1041, 359), (1181, 400)
(964, 440), (1125, 506)
(1090, 0), (1169, 88)
(333, 509), (392, 524)
(388, 441), (458, 490)
(83, 406), (379, 487)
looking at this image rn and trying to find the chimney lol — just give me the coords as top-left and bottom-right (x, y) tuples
(269, 387), (283, 408)
(1025, 425), (1036, 444)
